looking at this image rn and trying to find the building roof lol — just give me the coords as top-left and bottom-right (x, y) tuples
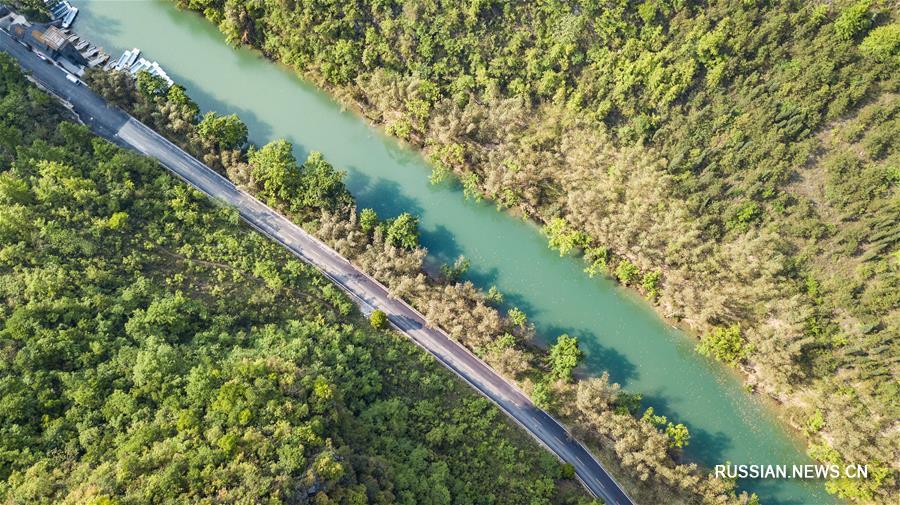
(34, 25), (67, 50)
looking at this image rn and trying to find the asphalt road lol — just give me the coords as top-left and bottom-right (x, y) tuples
(2, 28), (635, 505)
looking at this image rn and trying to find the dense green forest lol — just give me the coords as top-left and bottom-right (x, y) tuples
(170, 0), (899, 502)
(85, 55), (758, 504)
(0, 54), (598, 504)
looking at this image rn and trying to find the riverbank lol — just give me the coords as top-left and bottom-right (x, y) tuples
(172, 3), (896, 503)
(72, 2), (848, 503)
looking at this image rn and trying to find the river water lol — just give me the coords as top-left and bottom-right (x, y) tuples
(74, 2), (836, 503)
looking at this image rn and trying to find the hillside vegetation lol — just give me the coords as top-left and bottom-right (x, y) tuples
(85, 44), (763, 502)
(0, 53), (593, 505)
(172, 0), (899, 502)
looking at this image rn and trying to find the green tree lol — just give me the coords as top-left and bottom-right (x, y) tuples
(197, 111), (248, 149)
(359, 208), (378, 232)
(298, 151), (351, 211)
(614, 259), (639, 286)
(543, 217), (588, 257)
(697, 324), (749, 366)
(859, 24), (900, 62)
(641, 271), (661, 301)
(531, 381), (553, 409)
(548, 334), (582, 381)
(440, 255), (470, 282)
(369, 309), (388, 329)
(507, 307), (528, 328)
(248, 139), (301, 204)
(166, 84), (200, 118)
(665, 422), (691, 449)
(834, 0), (873, 41)
(136, 70), (170, 98)
(385, 212), (419, 249)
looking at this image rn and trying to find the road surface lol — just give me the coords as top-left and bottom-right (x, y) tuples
(1, 27), (635, 505)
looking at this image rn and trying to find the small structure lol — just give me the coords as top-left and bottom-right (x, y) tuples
(9, 19), (87, 66)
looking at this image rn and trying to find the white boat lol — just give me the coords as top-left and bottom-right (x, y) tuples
(124, 48), (139, 67)
(61, 7), (77, 29)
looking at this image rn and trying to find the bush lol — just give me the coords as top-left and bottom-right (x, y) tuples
(696, 324), (749, 366)
(614, 259), (639, 286)
(859, 24), (900, 62)
(834, 0), (873, 41)
(369, 309), (388, 329)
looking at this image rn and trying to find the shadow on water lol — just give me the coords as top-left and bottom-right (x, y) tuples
(547, 324), (640, 386)
(346, 172), (424, 219)
(420, 224), (464, 265)
(74, 9), (123, 37)
(465, 264), (500, 288)
(168, 75), (277, 145)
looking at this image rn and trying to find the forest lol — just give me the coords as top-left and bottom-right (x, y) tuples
(84, 49), (762, 504)
(166, 0), (899, 502)
(0, 53), (596, 504)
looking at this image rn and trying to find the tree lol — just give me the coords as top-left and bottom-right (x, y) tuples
(543, 217), (588, 257)
(531, 381), (553, 409)
(385, 212), (419, 249)
(614, 259), (639, 286)
(167, 84), (200, 118)
(696, 324), (749, 366)
(859, 24), (900, 62)
(834, 0), (873, 41)
(298, 151), (351, 211)
(136, 70), (170, 98)
(197, 111), (248, 149)
(248, 139), (301, 204)
(665, 422), (691, 449)
(440, 255), (470, 282)
(359, 208), (378, 232)
(507, 307), (527, 328)
(548, 334), (582, 381)
(369, 309), (388, 329)
(641, 271), (661, 301)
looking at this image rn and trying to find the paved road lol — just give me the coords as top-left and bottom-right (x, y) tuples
(1, 28), (635, 505)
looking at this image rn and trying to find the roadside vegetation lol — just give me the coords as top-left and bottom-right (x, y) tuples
(0, 54), (596, 504)
(84, 52), (756, 503)
(168, 0), (899, 502)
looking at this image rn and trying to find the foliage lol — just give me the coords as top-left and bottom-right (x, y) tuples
(549, 334), (583, 382)
(440, 255), (470, 282)
(81, 37), (775, 502)
(248, 138), (302, 205)
(135, 70), (170, 98)
(507, 307), (528, 328)
(385, 212), (420, 249)
(806, 410), (826, 434)
(197, 111), (248, 149)
(859, 24), (900, 63)
(544, 217), (588, 257)
(697, 325), (749, 366)
(640, 271), (661, 301)
(0, 56), (586, 504)
(531, 381), (554, 410)
(642, 408), (691, 449)
(359, 207), (378, 232)
(614, 259), (640, 286)
(178, 5), (900, 494)
(369, 309), (388, 330)
(834, 1), (874, 41)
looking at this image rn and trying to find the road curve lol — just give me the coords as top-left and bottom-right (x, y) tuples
(1, 28), (635, 505)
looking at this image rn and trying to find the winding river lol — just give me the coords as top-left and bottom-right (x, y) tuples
(74, 2), (836, 503)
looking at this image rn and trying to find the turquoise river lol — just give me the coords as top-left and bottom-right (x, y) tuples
(75, 2), (836, 503)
